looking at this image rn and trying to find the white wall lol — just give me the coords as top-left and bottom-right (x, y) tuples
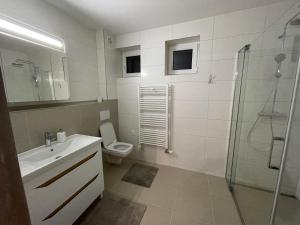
(96, 29), (122, 101)
(115, 1), (296, 177)
(0, 0), (100, 102)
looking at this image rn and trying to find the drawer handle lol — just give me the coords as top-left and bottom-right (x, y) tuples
(36, 152), (97, 189)
(42, 173), (99, 221)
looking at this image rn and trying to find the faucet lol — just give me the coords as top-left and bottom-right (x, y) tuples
(44, 131), (57, 146)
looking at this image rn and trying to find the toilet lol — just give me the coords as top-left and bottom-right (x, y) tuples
(99, 121), (133, 164)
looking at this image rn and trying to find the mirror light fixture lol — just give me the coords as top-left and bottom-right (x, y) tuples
(0, 16), (65, 52)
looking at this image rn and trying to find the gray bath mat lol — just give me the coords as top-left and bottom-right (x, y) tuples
(79, 192), (146, 225)
(122, 163), (158, 188)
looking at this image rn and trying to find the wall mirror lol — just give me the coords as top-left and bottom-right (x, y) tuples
(0, 30), (69, 103)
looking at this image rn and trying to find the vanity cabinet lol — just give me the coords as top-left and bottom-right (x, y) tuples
(22, 143), (104, 225)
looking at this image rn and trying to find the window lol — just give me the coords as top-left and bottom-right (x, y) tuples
(126, 55), (140, 73)
(167, 42), (198, 75)
(173, 49), (193, 70)
(122, 50), (141, 77)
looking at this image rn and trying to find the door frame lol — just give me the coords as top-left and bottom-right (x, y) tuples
(0, 67), (31, 225)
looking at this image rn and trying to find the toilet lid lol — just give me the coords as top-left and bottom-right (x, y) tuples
(99, 122), (117, 147)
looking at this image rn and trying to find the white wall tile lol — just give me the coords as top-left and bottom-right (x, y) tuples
(199, 40), (213, 61)
(173, 82), (209, 101)
(140, 65), (170, 84)
(140, 26), (172, 48)
(172, 17), (214, 40)
(117, 77), (141, 85)
(214, 7), (266, 39)
(116, 31), (141, 48)
(171, 133), (207, 171)
(209, 81), (234, 101)
(170, 61), (212, 83)
(119, 114), (139, 131)
(212, 34), (259, 60)
(208, 101), (232, 120)
(173, 100), (208, 119)
(136, 145), (171, 166)
(206, 120), (231, 139)
(205, 138), (228, 177)
(107, 83), (118, 100)
(141, 47), (165, 66)
(211, 59), (235, 81)
(118, 99), (138, 115)
(117, 83), (139, 100)
(172, 117), (207, 136)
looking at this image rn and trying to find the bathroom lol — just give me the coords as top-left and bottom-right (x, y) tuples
(1, 0), (300, 225)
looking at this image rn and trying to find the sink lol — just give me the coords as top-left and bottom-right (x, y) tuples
(23, 140), (72, 165)
(18, 134), (102, 181)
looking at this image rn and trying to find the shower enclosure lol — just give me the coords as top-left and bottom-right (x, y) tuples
(226, 2), (300, 225)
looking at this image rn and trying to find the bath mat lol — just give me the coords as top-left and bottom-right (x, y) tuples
(78, 191), (147, 225)
(122, 163), (158, 188)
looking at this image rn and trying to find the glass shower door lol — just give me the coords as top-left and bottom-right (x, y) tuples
(225, 1), (300, 225)
(226, 35), (300, 225)
(226, 45), (249, 184)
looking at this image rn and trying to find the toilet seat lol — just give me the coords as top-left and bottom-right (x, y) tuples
(103, 142), (133, 157)
(99, 122), (133, 158)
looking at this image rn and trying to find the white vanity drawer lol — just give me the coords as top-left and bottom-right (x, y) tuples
(24, 145), (103, 225)
(41, 171), (103, 225)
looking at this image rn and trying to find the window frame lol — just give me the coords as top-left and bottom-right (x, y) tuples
(122, 49), (141, 78)
(167, 42), (198, 75)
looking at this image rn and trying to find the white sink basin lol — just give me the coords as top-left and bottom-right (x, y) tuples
(22, 140), (72, 165)
(18, 134), (102, 181)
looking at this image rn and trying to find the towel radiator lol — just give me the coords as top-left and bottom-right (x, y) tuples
(138, 85), (170, 150)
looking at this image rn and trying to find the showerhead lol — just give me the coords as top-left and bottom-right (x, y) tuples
(274, 53), (286, 78)
(274, 53), (286, 63)
(278, 14), (300, 39)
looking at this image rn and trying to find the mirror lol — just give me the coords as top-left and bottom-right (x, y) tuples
(0, 34), (69, 103)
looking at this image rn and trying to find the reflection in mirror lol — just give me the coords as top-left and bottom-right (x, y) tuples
(0, 34), (69, 103)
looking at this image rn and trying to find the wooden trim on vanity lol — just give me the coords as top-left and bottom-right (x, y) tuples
(35, 152), (97, 188)
(42, 173), (99, 221)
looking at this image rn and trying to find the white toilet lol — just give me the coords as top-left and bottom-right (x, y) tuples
(99, 121), (133, 164)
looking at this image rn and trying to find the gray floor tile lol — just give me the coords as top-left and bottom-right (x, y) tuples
(140, 205), (171, 225)
(98, 159), (242, 225)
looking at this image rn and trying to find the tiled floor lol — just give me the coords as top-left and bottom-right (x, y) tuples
(98, 158), (242, 225)
(233, 185), (300, 225)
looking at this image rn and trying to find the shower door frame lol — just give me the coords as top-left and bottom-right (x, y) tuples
(226, 44), (250, 187)
(268, 56), (300, 225)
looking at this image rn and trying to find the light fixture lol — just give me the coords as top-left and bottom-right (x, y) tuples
(0, 16), (65, 52)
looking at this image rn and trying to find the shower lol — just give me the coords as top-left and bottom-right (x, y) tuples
(226, 4), (300, 225)
(247, 12), (300, 166)
(247, 53), (286, 161)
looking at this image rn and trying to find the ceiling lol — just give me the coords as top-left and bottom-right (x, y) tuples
(46, 0), (286, 34)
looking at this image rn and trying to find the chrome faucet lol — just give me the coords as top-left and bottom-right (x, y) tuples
(44, 131), (57, 146)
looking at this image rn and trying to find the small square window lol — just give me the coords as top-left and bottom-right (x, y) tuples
(122, 49), (141, 77)
(167, 42), (198, 75)
(126, 55), (140, 73)
(173, 49), (193, 70)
